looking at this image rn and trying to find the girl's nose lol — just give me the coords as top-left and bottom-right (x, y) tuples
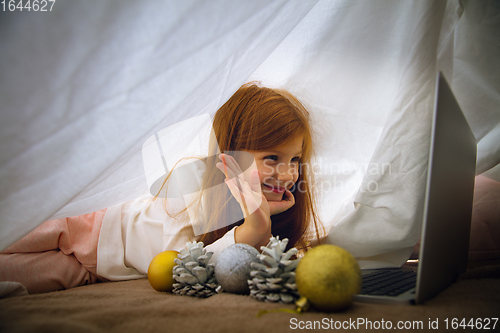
(276, 164), (296, 183)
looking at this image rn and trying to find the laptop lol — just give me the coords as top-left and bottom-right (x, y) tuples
(353, 72), (477, 304)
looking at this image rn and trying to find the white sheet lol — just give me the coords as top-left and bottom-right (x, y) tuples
(1, 0), (499, 267)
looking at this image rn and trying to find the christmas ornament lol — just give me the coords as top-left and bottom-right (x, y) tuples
(214, 243), (259, 294)
(148, 250), (180, 292)
(247, 236), (301, 303)
(295, 244), (361, 312)
(172, 241), (218, 298)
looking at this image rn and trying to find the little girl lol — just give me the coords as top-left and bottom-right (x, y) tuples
(0, 83), (324, 294)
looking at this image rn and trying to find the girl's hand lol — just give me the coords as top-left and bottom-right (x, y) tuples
(267, 188), (295, 216)
(216, 154), (267, 219)
(216, 154), (272, 247)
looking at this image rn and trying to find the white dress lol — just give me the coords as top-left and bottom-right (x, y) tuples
(96, 193), (236, 281)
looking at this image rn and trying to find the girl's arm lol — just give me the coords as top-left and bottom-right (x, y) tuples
(218, 158), (270, 247)
(234, 208), (272, 249)
(216, 154), (294, 249)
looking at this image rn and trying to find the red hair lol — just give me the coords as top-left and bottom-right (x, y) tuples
(198, 83), (324, 251)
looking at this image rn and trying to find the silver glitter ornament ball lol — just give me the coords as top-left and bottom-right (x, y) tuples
(215, 243), (260, 294)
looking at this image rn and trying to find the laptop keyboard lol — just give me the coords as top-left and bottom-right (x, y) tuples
(359, 270), (417, 297)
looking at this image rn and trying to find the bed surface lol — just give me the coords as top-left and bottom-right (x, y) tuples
(1, 260), (499, 333)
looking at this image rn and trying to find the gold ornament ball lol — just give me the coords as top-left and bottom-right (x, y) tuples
(296, 245), (361, 312)
(148, 250), (180, 292)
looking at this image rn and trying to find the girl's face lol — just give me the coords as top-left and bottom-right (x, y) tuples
(244, 136), (303, 202)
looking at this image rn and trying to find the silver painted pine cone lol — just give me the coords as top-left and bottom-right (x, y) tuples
(247, 236), (301, 303)
(172, 241), (219, 298)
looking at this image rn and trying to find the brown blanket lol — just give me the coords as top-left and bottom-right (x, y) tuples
(1, 260), (499, 333)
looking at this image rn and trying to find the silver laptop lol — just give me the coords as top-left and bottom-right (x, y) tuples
(354, 72), (477, 304)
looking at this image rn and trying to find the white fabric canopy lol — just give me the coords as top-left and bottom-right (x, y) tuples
(1, 0), (499, 267)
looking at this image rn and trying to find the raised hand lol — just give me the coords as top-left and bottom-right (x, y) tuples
(216, 153), (271, 247)
(216, 153), (265, 219)
(266, 187), (295, 216)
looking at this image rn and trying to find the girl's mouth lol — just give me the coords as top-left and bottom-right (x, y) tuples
(263, 183), (285, 194)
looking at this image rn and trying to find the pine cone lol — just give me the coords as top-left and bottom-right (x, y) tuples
(247, 236), (301, 303)
(172, 241), (219, 298)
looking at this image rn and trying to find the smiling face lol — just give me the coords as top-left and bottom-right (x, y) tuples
(243, 136), (303, 202)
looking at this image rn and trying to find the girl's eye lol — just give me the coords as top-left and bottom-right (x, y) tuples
(291, 156), (301, 162)
(264, 155), (279, 162)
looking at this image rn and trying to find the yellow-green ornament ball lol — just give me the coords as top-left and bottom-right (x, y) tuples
(295, 244), (361, 312)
